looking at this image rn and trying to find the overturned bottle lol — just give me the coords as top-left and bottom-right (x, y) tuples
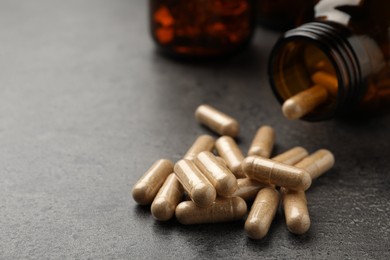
(149, 0), (256, 58)
(268, 0), (390, 121)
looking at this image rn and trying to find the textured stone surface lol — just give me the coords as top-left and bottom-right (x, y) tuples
(0, 1), (389, 259)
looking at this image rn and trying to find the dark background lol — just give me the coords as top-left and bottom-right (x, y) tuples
(0, 1), (389, 259)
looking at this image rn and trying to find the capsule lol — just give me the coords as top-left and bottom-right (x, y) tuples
(232, 178), (269, 202)
(248, 126), (275, 158)
(183, 135), (215, 161)
(242, 156), (312, 191)
(281, 187), (310, 235)
(132, 159), (173, 205)
(175, 197), (247, 225)
(194, 151), (238, 197)
(245, 187), (279, 239)
(195, 104), (240, 137)
(272, 146), (309, 165)
(294, 149), (335, 180)
(216, 156), (227, 167)
(311, 71), (338, 96)
(215, 136), (245, 178)
(151, 174), (184, 221)
(282, 85), (329, 120)
(174, 159), (216, 207)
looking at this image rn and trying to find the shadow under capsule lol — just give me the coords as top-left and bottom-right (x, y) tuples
(133, 204), (151, 218)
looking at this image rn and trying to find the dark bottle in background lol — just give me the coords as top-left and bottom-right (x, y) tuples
(257, 0), (318, 31)
(268, 0), (390, 120)
(149, 0), (256, 59)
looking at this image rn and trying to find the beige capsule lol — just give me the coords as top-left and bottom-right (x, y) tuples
(282, 85), (329, 120)
(175, 197), (247, 225)
(232, 147), (309, 201)
(183, 135), (215, 161)
(215, 156), (227, 167)
(194, 151), (238, 197)
(215, 136), (245, 178)
(248, 126), (275, 158)
(245, 187), (280, 239)
(272, 146), (309, 165)
(295, 149), (335, 180)
(195, 104), (240, 137)
(174, 159), (216, 208)
(151, 174), (184, 221)
(242, 156), (312, 191)
(311, 71), (338, 96)
(132, 159), (173, 205)
(232, 178), (269, 202)
(281, 187), (310, 235)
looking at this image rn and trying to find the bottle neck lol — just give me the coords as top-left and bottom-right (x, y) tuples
(269, 22), (366, 121)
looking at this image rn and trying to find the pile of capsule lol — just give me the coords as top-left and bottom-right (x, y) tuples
(132, 104), (335, 239)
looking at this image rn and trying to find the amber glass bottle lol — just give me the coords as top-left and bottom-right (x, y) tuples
(149, 0), (256, 58)
(257, 0), (318, 30)
(268, 0), (390, 121)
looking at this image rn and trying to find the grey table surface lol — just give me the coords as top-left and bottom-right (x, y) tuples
(1, 1), (389, 259)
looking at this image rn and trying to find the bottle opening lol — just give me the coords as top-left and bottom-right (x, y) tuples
(269, 38), (342, 121)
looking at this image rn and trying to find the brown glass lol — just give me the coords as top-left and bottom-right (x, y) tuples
(149, 0), (255, 59)
(269, 0), (390, 120)
(257, 0), (318, 30)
